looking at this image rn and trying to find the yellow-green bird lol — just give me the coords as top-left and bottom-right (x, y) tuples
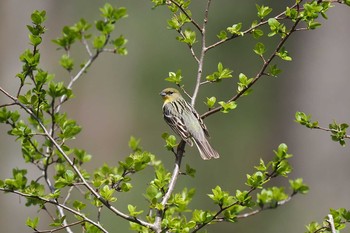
(160, 87), (220, 160)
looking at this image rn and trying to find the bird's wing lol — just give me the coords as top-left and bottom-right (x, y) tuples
(163, 103), (193, 146)
(190, 106), (210, 138)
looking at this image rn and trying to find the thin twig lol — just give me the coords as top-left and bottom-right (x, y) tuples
(34, 220), (84, 233)
(314, 126), (350, 139)
(0, 188), (108, 233)
(191, 0), (212, 107)
(0, 102), (17, 108)
(205, 8), (292, 52)
(176, 29), (200, 63)
(168, 0), (202, 33)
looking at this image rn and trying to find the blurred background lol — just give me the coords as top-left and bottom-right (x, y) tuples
(0, 0), (349, 232)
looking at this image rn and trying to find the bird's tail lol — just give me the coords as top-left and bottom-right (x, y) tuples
(193, 137), (220, 160)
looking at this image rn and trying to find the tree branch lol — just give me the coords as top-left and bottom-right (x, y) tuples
(168, 0), (202, 33)
(201, 17), (302, 119)
(191, 0), (212, 107)
(0, 188), (108, 233)
(0, 90), (154, 230)
(154, 140), (186, 233)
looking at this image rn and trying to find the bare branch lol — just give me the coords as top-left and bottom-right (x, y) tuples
(35, 220), (84, 233)
(191, 0), (212, 107)
(313, 125), (350, 139)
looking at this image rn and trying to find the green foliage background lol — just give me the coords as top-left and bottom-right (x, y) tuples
(0, 0), (349, 232)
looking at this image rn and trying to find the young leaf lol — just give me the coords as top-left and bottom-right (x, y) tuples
(227, 23), (243, 36)
(268, 64), (282, 77)
(26, 217), (39, 229)
(205, 96), (216, 109)
(128, 204), (144, 217)
(253, 42), (266, 56)
(165, 70), (182, 84)
(256, 4), (273, 19)
(218, 101), (237, 113)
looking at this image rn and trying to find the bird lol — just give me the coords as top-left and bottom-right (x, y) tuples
(160, 87), (220, 160)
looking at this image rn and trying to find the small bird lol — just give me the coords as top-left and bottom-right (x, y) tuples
(160, 87), (220, 160)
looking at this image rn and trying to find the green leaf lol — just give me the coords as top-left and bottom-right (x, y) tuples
(267, 18), (286, 37)
(208, 186), (234, 207)
(257, 187), (288, 208)
(276, 47), (292, 61)
(305, 222), (322, 233)
(177, 29), (197, 46)
(218, 101), (237, 113)
(93, 34), (107, 49)
(285, 7), (299, 21)
(31, 10), (46, 25)
(128, 204), (144, 217)
(29, 34), (42, 46)
(73, 200), (87, 211)
(289, 178), (309, 194)
(256, 4), (272, 19)
(165, 70), (182, 84)
(162, 133), (178, 150)
(129, 136), (142, 152)
(60, 54), (74, 71)
(295, 111), (319, 128)
(112, 35), (128, 55)
(307, 20), (322, 30)
(74, 149), (92, 163)
(206, 63), (233, 82)
(255, 159), (267, 172)
(252, 28), (264, 39)
(217, 30), (228, 40)
(274, 143), (292, 160)
(234, 190), (252, 207)
(227, 23), (243, 36)
(205, 96), (216, 109)
(237, 73), (253, 95)
(268, 64), (282, 77)
(50, 216), (66, 227)
(192, 209), (210, 224)
(185, 164), (196, 178)
(48, 81), (72, 98)
(26, 217), (39, 229)
(329, 121), (349, 146)
(253, 42), (266, 56)
(246, 171), (266, 188)
(120, 182), (133, 192)
(100, 185), (117, 202)
(100, 3), (127, 21)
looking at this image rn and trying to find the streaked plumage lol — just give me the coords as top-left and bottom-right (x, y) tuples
(160, 88), (220, 160)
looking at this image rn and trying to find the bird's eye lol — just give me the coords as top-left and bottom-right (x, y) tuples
(167, 91), (173, 95)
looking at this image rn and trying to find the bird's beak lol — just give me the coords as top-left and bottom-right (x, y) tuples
(160, 91), (166, 97)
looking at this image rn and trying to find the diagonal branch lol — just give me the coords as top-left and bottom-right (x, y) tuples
(168, 0), (202, 33)
(201, 18), (302, 119)
(0, 188), (108, 233)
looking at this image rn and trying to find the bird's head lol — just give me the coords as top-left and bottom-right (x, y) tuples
(160, 88), (182, 103)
